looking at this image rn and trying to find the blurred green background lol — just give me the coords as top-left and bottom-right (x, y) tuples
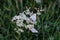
(0, 0), (60, 40)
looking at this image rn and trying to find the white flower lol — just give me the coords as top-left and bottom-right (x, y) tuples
(16, 19), (23, 24)
(16, 29), (24, 33)
(16, 20), (24, 27)
(40, 7), (45, 12)
(11, 7), (39, 33)
(14, 28), (17, 31)
(30, 28), (38, 33)
(16, 22), (23, 27)
(19, 13), (22, 15)
(16, 31), (19, 33)
(26, 18), (32, 24)
(30, 11), (33, 16)
(25, 8), (31, 15)
(37, 9), (41, 15)
(25, 24), (34, 29)
(11, 16), (18, 21)
(32, 21), (37, 24)
(25, 8), (33, 16)
(17, 29), (24, 32)
(19, 13), (27, 20)
(26, 24), (38, 33)
(14, 16), (19, 20)
(14, 15), (24, 20)
(30, 14), (36, 22)
(11, 15), (22, 22)
(35, 0), (41, 3)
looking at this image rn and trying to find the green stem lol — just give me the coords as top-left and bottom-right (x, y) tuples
(41, 15), (45, 40)
(20, 0), (23, 12)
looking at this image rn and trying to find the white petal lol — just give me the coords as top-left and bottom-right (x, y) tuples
(25, 24), (34, 29)
(16, 31), (19, 33)
(40, 9), (44, 11)
(11, 16), (18, 21)
(30, 14), (36, 22)
(26, 18), (32, 24)
(14, 28), (17, 31)
(19, 13), (27, 20)
(30, 28), (38, 33)
(16, 20), (23, 27)
(18, 29), (24, 32)
(16, 16), (20, 20)
(35, 0), (41, 3)
(37, 12), (41, 15)
(25, 9), (31, 15)
(16, 23), (23, 27)
(30, 12), (33, 16)
(37, 10), (41, 15)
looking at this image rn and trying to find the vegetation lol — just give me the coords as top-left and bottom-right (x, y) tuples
(0, 0), (60, 40)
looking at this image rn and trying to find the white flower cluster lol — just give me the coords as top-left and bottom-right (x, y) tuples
(11, 7), (44, 33)
(35, 0), (41, 3)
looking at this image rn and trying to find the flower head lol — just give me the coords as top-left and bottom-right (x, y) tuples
(37, 9), (41, 15)
(11, 7), (39, 33)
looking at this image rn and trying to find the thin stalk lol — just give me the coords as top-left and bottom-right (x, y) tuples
(40, 0), (45, 40)
(15, 0), (19, 11)
(41, 15), (45, 40)
(17, 33), (21, 40)
(20, 0), (23, 12)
